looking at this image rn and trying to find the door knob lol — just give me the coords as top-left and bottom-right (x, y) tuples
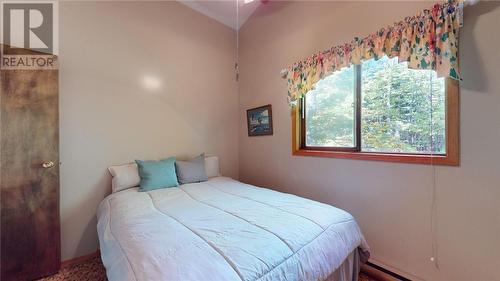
(42, 161), (55, 169)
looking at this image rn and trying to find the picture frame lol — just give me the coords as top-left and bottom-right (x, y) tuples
(246, 104), (273, 136)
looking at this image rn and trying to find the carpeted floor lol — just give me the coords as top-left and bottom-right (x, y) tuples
(39, 256), (377, 281)
(39, 257), (106, 281)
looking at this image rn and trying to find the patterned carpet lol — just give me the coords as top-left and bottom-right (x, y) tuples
(39, 256), (376, 281)
(39, 257), (106, 281)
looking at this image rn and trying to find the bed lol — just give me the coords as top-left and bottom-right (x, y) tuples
(97, 176), (370, 281)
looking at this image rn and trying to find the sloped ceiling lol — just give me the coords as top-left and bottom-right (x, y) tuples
(178, 0), (260, 30)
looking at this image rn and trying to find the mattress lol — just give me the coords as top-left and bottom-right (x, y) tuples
(97, 177), (370, 281)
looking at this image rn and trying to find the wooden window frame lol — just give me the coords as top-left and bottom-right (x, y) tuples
(292, 76), (459, 166)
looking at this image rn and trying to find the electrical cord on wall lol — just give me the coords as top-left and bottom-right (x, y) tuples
(429, 70), (440, 270)
(235, 0), (240, 82)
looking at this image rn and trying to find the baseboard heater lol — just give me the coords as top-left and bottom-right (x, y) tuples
(362, 262), (412, 281)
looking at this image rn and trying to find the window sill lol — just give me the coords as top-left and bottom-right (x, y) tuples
(292, 149), (459, 166)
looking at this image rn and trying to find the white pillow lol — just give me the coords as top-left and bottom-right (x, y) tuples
(108, 163), (140, 193)
(204, 156), (220, 178)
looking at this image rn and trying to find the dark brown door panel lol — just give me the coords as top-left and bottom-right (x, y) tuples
(1, 66), (60, 280)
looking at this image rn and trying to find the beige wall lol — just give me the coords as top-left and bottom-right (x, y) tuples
(238, 2), (500, 281)
(59, 2), (238, 260)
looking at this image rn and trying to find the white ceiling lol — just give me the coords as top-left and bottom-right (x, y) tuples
(178, 0), (261, 30)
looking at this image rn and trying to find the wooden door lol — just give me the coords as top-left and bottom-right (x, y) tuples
(1, 62), (60, 279)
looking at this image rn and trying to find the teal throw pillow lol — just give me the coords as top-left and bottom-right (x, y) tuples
(135, 157), (179, 192)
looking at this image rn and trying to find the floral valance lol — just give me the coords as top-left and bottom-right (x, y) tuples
(281, 0), (463, 107)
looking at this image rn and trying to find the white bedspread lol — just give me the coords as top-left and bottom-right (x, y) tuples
(97, 177), (369, 281)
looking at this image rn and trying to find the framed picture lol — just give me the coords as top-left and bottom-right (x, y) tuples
(247, 104), (273, 136)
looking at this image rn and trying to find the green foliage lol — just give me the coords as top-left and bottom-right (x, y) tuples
(305, 56), (446, 154)
(305, 65), (355, 147)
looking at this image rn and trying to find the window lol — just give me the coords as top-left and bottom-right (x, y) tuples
(293, 56), (459, 165)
